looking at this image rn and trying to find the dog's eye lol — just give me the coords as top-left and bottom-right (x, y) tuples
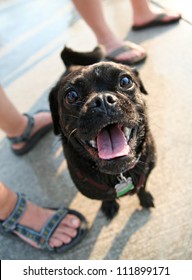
(66, 90), (79, 104)
(119, 76), (133, 88)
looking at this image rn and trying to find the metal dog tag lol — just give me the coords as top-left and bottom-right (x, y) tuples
(115, 174), (134, 198)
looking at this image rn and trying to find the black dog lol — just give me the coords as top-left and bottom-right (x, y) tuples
(49, 47), (156, 219)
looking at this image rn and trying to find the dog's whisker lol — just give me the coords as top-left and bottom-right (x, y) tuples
(67, 128), (77, 143)
(76, 101), (86, 106)
(63, 113), (78, 119)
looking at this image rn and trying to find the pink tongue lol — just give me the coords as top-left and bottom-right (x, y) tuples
(97, 124), (130, 159)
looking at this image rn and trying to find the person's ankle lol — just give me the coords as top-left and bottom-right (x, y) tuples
(0, 191), (18, 220)
(7, 115), (28, 139)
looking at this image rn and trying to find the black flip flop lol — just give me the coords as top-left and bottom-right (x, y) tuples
(8, 110), (53, 156)
(132, 13), (181, 31)
(105, 42), (147, 66)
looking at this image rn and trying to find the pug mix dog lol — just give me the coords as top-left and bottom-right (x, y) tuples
(49, 47), (156, 219)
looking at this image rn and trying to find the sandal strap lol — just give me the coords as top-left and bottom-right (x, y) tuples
(107, 45), (132, 58)
(15, 208), (68, 250)
(8, 113), (34, 144)
(0, 193), (70, 251)
(152, 13), (169, 22)
(38, 208), (68, 250)
(1, 193), (26, 231)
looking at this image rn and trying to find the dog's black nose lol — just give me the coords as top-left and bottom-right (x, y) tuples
(90, 93), (117, 112)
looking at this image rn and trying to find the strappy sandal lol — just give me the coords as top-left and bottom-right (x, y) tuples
(0, 193), (88, 253)
(7, 110), (53, 156)
(105, 42), (147, 65)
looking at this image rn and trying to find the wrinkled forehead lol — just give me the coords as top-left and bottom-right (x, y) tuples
(61, 62), (134, 88)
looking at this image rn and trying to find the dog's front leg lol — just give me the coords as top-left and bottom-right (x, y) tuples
(137, 187), (154, 208)
(137, 152), (155, 208)
(101, 200), (119, 219)
(137, 161), (155, 208)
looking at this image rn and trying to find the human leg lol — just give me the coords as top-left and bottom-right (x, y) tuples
(72, 0), (146, 64)
(131, 0), (181, 30)
(0, 85), (52, 154)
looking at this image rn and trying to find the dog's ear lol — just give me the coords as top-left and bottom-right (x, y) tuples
(60, 46), (105, 68)
(133, 69), (148, 95)
(49, 82), (61, 135)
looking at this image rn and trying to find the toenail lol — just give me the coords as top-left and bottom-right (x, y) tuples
(71, 218), (79, 227)
(66, 237), (72, 243)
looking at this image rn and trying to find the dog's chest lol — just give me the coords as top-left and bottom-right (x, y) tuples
(66, 147), (154, 202)
(69, 164), (118, 200)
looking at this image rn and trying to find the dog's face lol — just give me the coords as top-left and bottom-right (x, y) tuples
(50, 62), (148, 175)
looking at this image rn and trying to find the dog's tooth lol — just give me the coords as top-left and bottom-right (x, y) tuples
(89, 140), (97, 149)
(124, 127), (132, 140)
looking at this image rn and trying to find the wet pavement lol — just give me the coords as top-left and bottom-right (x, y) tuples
(0, 0), (192, 260)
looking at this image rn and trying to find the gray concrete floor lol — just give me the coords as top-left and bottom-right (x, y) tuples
(0, 0), (192, 260)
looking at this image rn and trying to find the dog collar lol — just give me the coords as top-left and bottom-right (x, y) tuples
(75, 153), (149, 199)
(115, 152), (150, 198)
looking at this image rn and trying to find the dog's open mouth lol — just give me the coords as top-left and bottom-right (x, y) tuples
(81, 123), (137, 160)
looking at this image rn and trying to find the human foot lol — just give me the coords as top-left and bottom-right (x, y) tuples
(132, 11), (181, 30)
(0, 193), (87, 252)
(15, 201), (81, 249)
(7, 111), (53, 155)
(105, 40), (146, 65)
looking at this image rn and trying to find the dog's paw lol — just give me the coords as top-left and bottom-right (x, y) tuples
(138, 190), (155, 208)
(101, 200), (119, 219)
